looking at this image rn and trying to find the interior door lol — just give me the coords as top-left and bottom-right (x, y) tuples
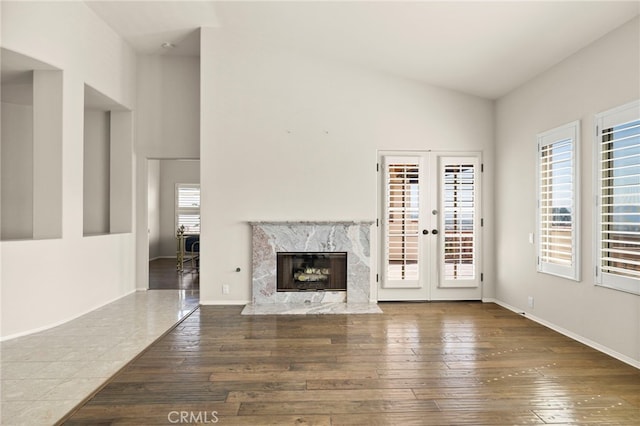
(378, 152), (482, 301)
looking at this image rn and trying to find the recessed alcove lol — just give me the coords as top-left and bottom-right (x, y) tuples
(1, 49), (62, 240)
(83, 85), (133, 236)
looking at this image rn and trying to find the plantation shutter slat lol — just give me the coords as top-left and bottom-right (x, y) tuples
(383, 157), (421, 287)
(536, 121), (580, 280)
(176, 184), (200, 234)
(598, 108), (640, 289)
(440, 159), (478, 286)
(540, 137), (574, 267)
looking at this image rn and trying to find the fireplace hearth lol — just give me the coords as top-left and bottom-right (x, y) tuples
(277, 252), (347, 292)
(243, 220), (382, 314)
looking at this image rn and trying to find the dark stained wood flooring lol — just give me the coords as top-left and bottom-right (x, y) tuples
(149, 258), (199, 291)
(62, 302), (640, 425)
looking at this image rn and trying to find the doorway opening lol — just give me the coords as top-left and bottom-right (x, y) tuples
(147, 159), (200, 291)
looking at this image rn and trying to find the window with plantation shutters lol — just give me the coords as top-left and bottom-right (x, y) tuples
(442, 162), (476, 282)
(595, 100), (640, 295)
(383, 157), (421, 287)
(176, 184), (200, 234)
(536, 121), (580, 281)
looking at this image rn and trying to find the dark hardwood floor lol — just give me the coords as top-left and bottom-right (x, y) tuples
(149, 258), (199, 291)
(62, 302), (640, 425)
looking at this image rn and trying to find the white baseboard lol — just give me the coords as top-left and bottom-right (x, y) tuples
(199, 299), (249, 306)
(1, 288), (138, 342)
(149, 256), (175, 262)
(489, 298), (640, 370)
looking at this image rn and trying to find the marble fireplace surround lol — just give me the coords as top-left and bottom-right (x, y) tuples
(242, 221), (382, 315)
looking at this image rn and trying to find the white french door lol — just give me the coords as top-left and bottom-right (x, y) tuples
(378, 151), (482, 301)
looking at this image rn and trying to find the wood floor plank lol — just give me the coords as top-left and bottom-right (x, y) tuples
(226, 389), (416, 403)
(534, 408), (640, 425)
(148, 258), (199, 291)
(306, 377), (480, 390)
(87, 381), (229, 404)
(209, 369), (379, 382)
(61, 302), (640, 425)
(291, 361), (449, 371)
(236, 399), (440, 416)
(110, 371), (212, 383)
(65, 402), (240, 419)
(329, 411), (545, 426)
(434, 395), (634, 410)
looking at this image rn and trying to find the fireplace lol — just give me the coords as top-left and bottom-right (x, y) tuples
(244, 220), (381, 314)
(277, 252), (347, 292)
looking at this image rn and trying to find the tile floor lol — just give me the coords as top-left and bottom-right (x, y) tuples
(0, 290), (199, 426)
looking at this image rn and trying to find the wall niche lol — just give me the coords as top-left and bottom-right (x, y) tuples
(83, 85), (133, 236)
(1, 49), (62, 240)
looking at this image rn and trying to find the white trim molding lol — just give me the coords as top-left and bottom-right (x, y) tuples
(489, 298), (640, 370)
(0, 289), (137, 341)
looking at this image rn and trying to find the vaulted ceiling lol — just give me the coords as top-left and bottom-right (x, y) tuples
(86, 1), (639, 99)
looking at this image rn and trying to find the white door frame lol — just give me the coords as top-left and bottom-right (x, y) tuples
(377, 150), (483, 301)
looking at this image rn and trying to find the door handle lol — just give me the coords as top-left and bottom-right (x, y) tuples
(431, 229), (439, 235)
(422, 229), (429, 235)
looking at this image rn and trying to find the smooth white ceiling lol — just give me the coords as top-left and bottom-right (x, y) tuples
(85, 1), (640, 99)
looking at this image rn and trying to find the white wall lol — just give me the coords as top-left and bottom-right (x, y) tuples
(1, 101), (33, 239)
(0, 1), (137, 339)
(200, 29), (495, 304)
(495, 17), (640, 366)
(83, 110), (111, 235)
(134, 54), (200, 289)
(135, 55), (200, 159)
(32, 70), (63, 239)
(148, 159), (161, 259)
(158, 160), (200, 257)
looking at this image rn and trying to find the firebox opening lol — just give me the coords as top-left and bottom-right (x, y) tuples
(277, 252), (347, 292)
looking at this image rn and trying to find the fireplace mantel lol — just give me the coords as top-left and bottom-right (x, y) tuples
(243, 220), (380, 315)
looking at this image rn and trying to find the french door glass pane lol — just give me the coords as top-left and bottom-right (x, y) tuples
(385, 161), (420, 282)
(442, 162), (475, 281)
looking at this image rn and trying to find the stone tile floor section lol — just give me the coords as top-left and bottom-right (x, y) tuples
(0, 290), (199, 426)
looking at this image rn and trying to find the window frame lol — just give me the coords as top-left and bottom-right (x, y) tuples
(594, 100), (640, 295)
(536, 120), (581, 281)
(175, 183), (201, 235)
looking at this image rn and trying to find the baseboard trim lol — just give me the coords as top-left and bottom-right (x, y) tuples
(1, 288), (138, 342)
(149, 256), (175, 262)
(490, 299), (640, 370)
(199, 299), (249, 306)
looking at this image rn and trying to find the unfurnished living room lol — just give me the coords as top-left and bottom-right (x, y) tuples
(1, 1), (639, 425)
